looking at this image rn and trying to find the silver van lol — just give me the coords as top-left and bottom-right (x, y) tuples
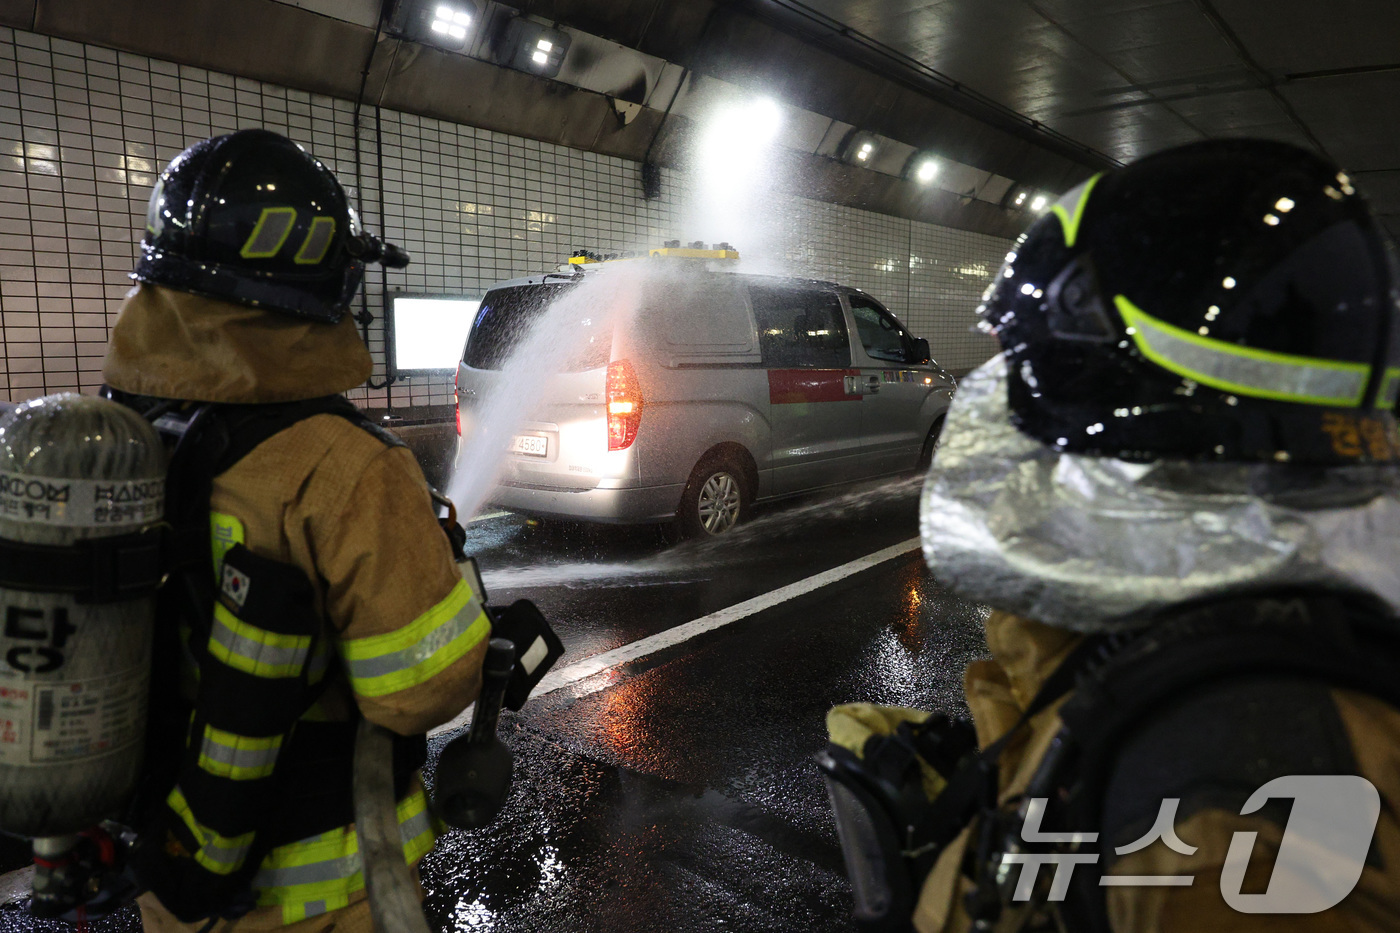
(455, 257), (955, 537)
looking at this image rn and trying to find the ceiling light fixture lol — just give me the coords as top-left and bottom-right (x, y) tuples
(500, 17), (572, 77)
(391, 0), (482, 51)
(840, 130), (881, 167)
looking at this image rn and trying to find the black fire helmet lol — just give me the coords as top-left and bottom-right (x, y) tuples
(982, 138), (1400, 466)
(132, 129), (408, 323)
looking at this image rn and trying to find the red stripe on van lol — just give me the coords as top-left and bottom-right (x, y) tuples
(768, 369), (861, 404)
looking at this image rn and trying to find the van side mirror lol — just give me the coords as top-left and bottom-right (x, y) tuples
(910, 338), (931, 365)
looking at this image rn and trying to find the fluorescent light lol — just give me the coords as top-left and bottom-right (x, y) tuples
(537, 39), (553, 52)
(1014, 192), (1027, 205)
(532, 50), (548, 64)
(1030, 195), (1048, 212)
(857, 142), (874, 161)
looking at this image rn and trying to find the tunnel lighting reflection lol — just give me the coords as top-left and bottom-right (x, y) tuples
(1275, 197), (1295, 213)
(1223, 276), (1237, 289)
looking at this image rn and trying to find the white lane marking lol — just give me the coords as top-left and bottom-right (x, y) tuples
(469, 510), (510, 523)
(428, 536), (920, 737)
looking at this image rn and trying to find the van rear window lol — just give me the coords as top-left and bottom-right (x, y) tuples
(463, 283), (612, 372)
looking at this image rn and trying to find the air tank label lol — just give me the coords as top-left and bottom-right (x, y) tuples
(0, 472), (164, 530)
(0, 667), (148, 764)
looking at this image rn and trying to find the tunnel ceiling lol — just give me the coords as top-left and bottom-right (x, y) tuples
(735, 0), (1400, 237)
(515, 0), (1400, 237)
(1, 0), (1395, 238)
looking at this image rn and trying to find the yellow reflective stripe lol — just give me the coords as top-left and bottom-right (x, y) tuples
(239, 206), (298, 259)
(340, 581), (490, 697)
(1378, 367), (1400, 410)
(1051, 173), (1102, 249)
(253, 787), (435, 924)
(167, 786), (254, 875)
(197, 725), (283, 781)
(1116, 295), (1370, 406)
(210, 511), (244, 580)
(208, 604), (312, 679)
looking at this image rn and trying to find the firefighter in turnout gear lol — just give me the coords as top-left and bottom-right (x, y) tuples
(101, 129), (490, 931)
(819, 140), (1400, 932)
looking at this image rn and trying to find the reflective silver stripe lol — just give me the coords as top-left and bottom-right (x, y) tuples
(240, 207), (296, 258)
(198, 727), (281, 778)
(251, 800), (434, 888)
(341, 588), (490, 689)
(201, 836), (253, 870)
(294, 216), (336, 265)
(168, 786), (255, 875)
(255, 850), (362, 889)
(346, 617), (462, 679)
(209, 606), (310, 678)
(1117, 296), (1369, 406)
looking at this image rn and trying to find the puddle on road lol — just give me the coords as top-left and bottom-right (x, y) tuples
(476, 474), (925, 592)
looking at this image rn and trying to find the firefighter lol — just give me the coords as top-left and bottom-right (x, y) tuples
(821, 139), (1400, 931)
(101, 129), (489, 931)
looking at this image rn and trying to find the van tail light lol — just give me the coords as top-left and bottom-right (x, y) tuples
(606, 359), (643, 451)
(454, 370), (462, 436)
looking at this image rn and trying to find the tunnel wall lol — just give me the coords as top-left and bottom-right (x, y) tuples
(0, 25), (1007, 409)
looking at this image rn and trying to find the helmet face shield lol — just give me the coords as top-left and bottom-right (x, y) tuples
(985, 140), (1400, 466)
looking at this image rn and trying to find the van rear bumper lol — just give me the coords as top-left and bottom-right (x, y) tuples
(490, 481), (684, 525)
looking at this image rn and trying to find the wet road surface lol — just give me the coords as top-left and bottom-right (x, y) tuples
(0, 476), (990, 933)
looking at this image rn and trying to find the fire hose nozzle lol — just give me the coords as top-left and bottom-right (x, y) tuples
(433, 639), (516, 830)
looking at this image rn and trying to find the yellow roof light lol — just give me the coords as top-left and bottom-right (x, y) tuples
(648, 247), (740, 260)
(566, 242), (741, 266)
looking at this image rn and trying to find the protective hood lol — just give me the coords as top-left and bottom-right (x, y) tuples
(102, 283), (372, 404)
(921, 356), (1400, 632)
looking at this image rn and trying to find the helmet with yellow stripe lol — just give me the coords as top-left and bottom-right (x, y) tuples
(984, 138), (1400, 465)
(132, 129), (408, 323)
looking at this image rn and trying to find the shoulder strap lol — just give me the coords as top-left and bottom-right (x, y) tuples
(1036, 593), (1400, 932)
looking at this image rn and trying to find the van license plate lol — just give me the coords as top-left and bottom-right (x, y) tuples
(511, 435), (548, 457)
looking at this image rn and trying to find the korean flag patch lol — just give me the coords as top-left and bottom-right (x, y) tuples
(221, 564), (252, 608)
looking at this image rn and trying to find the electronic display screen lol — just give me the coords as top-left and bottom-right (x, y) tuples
(390, 295), (481, 374)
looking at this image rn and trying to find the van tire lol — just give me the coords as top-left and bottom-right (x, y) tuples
(916, 416), (946, 472)
(676, 453), (751, 538)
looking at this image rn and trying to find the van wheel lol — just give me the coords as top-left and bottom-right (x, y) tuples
(677, 454), (750, 538)
(916, 416), (946, 472)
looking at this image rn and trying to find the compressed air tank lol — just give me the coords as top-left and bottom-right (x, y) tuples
(0, 394), (165, 836)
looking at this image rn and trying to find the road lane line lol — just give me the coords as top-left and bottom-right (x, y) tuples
(469, 510), (510, 523)
(428, 536), (921, 736)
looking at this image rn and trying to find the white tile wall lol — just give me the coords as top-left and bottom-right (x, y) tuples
(0, 25), (1008, 407)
